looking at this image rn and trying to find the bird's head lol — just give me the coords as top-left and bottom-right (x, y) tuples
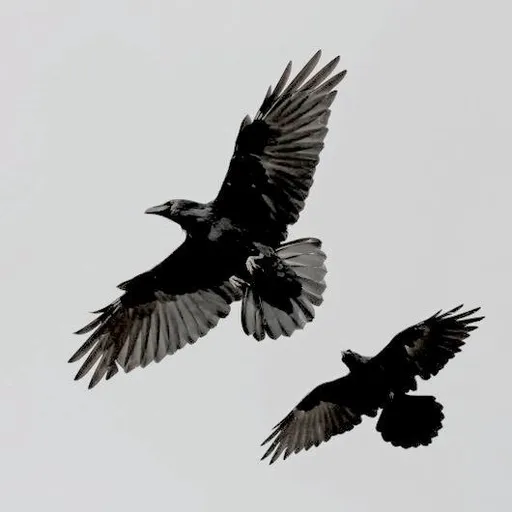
(145, 199), (206, 229)
(341, 349), (369, 371)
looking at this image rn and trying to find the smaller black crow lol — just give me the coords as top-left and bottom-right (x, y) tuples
(261, 305), (484, 464)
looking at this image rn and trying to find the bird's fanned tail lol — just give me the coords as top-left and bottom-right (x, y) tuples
(376, 394), (445, 448)
(241, 238), (326, 341)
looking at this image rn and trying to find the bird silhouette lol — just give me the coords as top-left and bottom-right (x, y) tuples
(70, 51), (345, 388)
(261, 305), (484, 464)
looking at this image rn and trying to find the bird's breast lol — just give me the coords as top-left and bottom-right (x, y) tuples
(206, 217), (247, 245)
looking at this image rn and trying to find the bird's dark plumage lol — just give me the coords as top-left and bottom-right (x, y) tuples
(215, 51), (345, 245)
(71, 51), (343, 388)
(70, 239), (242, 388)
(261, 305), (484, 464)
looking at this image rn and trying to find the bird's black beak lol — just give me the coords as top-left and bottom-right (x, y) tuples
(145, 203), (169, 216)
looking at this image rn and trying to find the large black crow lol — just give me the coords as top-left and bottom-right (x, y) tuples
(261, 305), (484, 464)
(70, 51), (345, 388)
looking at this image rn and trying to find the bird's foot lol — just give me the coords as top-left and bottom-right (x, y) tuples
(229, 275), (248, 289)
(246, 254), (264, 275)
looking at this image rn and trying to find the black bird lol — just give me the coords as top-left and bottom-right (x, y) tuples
(70, 51), (346, 388)
(261, 305), (484, 464)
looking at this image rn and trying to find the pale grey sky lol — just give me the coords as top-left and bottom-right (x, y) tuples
(1, 1), (511, 511)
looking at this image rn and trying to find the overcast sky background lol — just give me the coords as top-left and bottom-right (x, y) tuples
(2, 1), (511, 511)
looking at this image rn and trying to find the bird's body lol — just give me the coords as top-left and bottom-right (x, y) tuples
(147, 200), (277, 259)
(121, 201), (303, 313)
(71, 51), (344, 388)
(261, 305), (484, 464)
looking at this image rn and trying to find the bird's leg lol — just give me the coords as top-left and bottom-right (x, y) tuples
(246, 243), (273, 275)
(246, 254), (265, 274)
(229, 274), (248, 289)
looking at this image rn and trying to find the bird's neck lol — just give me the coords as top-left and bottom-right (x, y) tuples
(175, 203), (211, 232)
(345, 356), (370, 373)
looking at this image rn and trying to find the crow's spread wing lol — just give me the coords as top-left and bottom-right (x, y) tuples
(70, 238), (242, 389)
(261, 375), (384, 464)
(373, 305), (484, 393)
(214, 50), (346, 244)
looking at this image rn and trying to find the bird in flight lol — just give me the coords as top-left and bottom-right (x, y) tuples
(261, 305), (484, 464)
(70, 51), (346, 388)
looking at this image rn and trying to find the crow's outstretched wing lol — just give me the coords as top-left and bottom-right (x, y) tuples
(373, 305), (484, 393)
(70, 238), (241, 389)
(214, 51), (346, 244)
(261, 375), (385, 464)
